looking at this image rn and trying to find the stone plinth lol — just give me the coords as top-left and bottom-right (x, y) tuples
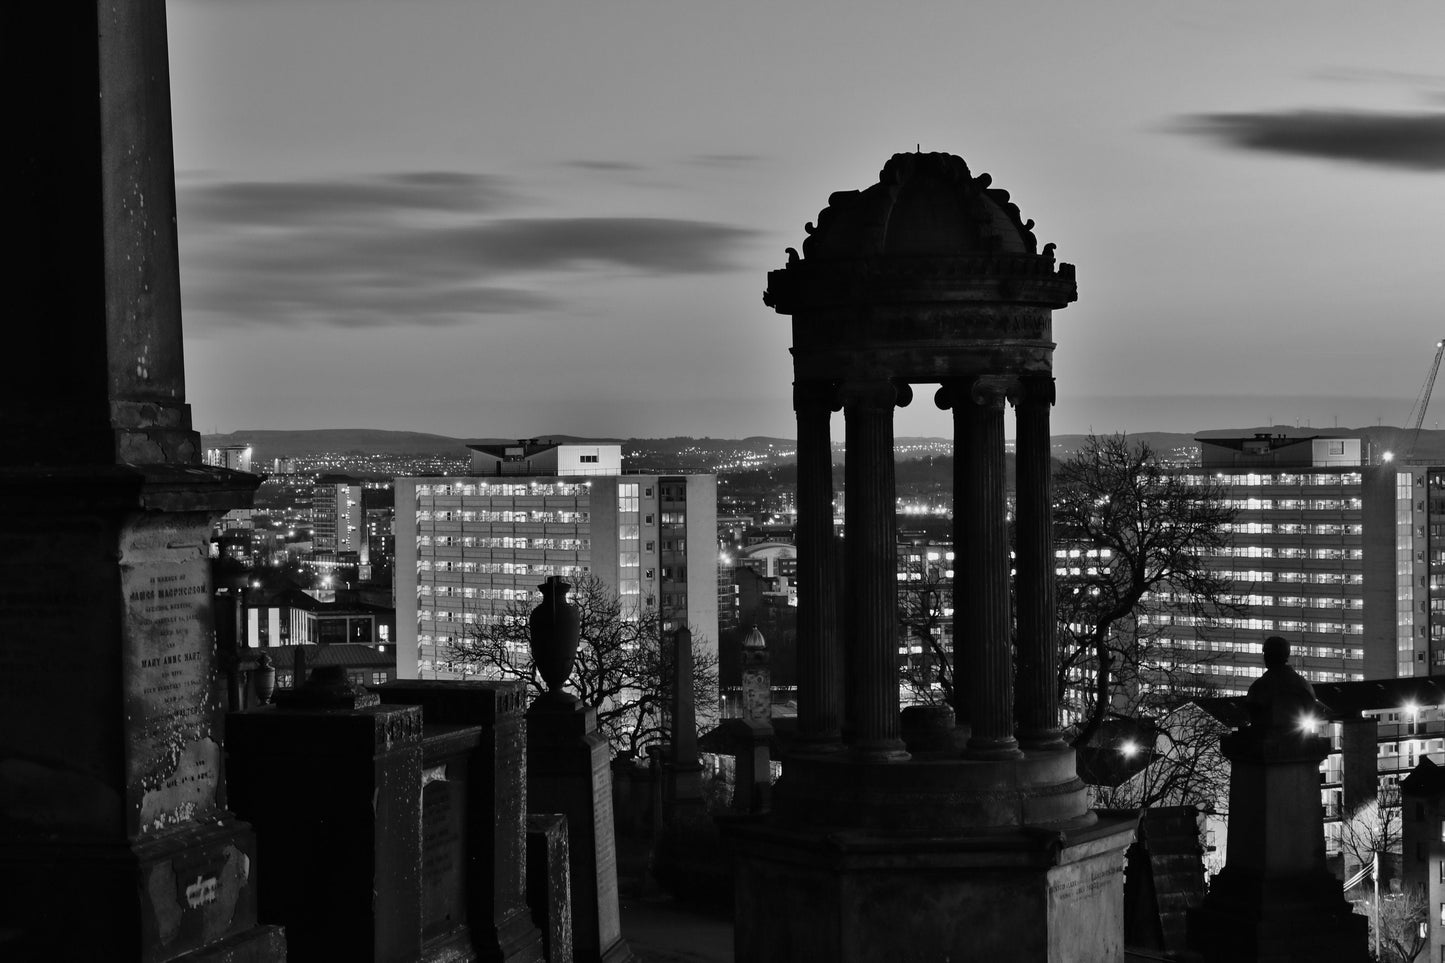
(1188, 733), (1367, 962)
(1188, 639), (1368, 962)
(526, 814), (574, 963)
(718, 719), (774, 814)
(0, 468), (281, 960)
(225, 689), (424, 961)
(527, 698), (632, 963)
(377, 680), (546, 963)
(731, 815), (1134, 963)
(773, 749), (1087, 834)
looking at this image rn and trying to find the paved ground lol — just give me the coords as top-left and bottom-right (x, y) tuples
(616, 833), (734, 963)
(620, 893), (734, 963)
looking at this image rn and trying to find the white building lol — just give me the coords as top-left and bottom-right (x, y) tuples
(394, 440), (718, 683)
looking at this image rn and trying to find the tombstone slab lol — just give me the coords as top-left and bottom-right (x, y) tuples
(528, 700), (633, 963)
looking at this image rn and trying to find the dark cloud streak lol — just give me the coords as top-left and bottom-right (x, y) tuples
(1176, 109), (1445, 171)
(178, 172), (760, 331)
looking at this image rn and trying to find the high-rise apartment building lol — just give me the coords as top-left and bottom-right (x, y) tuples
(394, 440), (718, 681)
(204, 444), (254, 473)
(312, 478), (364, 557)
(1154, 430), (1416, 696)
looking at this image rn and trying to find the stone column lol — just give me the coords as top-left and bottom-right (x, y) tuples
(1013, 376), (1066, 750)
(0, 4), (283, 957)
(941, 378), (1021, 759)
(668, 626), (704, 812)
(793, 380), (844, 750)
(842, 379), (909, 761)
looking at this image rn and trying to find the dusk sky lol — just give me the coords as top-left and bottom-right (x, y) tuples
(167, 1), (1445, 441)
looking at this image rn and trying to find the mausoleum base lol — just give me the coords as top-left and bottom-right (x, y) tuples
(729, 812), (1134, 963)
(0, 814), (282, 962)
(1188, 867), (1368, 962)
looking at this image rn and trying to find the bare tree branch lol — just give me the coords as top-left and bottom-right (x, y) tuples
(445, 573), (719, 759)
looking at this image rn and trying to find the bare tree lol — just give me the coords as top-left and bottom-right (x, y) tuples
(447, 573), (719, 759)
(1338, 797), (1403, 882)
(1358, 883), (1428, 963)
(897, 551), (955, 709)
(1055, 434), (1238, 748)
(1088, 702), (1231, 813)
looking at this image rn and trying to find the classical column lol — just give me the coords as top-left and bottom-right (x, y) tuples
(941, 377), (1021, 759)
(1013, 376), (1067, 750)
(842, 378), (909, 761)
(793, 380), (844, 750)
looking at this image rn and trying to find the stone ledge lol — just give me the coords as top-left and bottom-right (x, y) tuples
(772, 746), (1090, 832)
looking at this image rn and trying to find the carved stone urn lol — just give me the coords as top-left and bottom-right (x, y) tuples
(529, 576), (581, 701)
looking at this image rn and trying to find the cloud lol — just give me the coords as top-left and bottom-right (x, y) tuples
(180, 171), (520, 225)
(177, 172), (760, 330)
(1312, 67), (1445, 90)
(1175, 109), (1445, 171)
(562, 160), (648, 172)
(686, 153), (766, 167)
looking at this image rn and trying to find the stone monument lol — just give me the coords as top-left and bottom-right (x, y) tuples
(0, 4), (282, 958)
(1188, 637), (1368, 961)
(665, 626), (705, 815)
(725, 625), (773, 813)
(730, 152), (1136, 962)
(227, 669), (425, 961)
(525, 578), (633, 963)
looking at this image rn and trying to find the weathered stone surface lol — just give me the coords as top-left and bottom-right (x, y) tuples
(378, 680), (545, 963)
(731, 816), (1134, 962)
(226, 701), (424, 961)
(527, 814), (574, 963)
(0, 472), (264, 959)
(527, 700), (632, 963)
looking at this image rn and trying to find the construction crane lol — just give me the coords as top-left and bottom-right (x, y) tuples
(1404, 339), (1445, 461)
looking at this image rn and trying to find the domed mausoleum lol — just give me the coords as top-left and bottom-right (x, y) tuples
(729, 152), (1135, 963)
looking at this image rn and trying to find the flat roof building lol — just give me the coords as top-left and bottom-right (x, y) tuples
(394, 441), (718, 687)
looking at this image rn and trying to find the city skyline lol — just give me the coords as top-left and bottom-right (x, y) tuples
(167, 1), (1445, 441)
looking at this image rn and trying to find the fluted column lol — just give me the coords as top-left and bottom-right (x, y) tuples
(941, 377), (1021, 759)
(842, 378), (909, 761)
(793, 380), (843, 750)
(1013, 376), (1066, 750)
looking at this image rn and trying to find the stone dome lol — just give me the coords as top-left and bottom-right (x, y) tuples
(798, 152), (1043, 261)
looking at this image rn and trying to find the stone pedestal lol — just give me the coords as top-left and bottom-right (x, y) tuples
(721, 719), (773, 814)
(1188, 735), (1367, 962)
(527, 698), (632, 963)
(225, 678), (424, 961)
(0, 469), (282, 961)
(378, 681), (546, 963)
(1188, 639), (1368, 962)
(731, 814), (1134, 963)
(526, 815), (574, 963)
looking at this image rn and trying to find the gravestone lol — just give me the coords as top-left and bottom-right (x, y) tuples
(378, 680), (546, 963)
(0, 3), (281, 958)
(527, 814), (574, 963)
(226, 668), (424, 961)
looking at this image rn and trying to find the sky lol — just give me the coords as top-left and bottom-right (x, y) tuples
(166, 1), (1445, 441)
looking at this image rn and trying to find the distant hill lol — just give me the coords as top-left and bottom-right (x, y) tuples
(202, 426), (1445, 467)
(202, 429), (474, 462)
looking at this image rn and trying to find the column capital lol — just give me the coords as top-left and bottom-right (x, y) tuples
(1009, 375), (1057, 409)
(934, 376), (1010, 411)
(793, 380), (842, 413)
(840, 378), (904, 412)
